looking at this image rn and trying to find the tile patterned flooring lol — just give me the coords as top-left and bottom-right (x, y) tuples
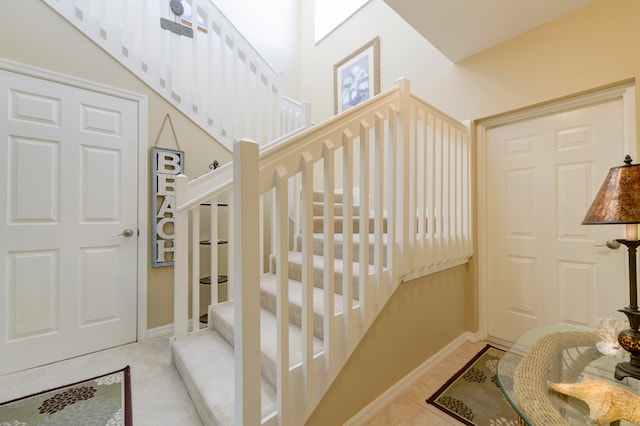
(365, 340), (503, 425)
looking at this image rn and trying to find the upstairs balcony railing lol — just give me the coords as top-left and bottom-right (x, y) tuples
(42, 0), (310, 149)
(173, 78), (473, 424)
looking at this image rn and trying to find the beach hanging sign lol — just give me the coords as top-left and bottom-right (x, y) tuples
(152, 147), (184, 267)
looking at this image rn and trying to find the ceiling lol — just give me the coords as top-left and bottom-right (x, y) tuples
(382, 0), (596, 63)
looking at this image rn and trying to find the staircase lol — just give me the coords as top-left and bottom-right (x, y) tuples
(173, 191), (376, 424)
(38, 1), (474, 423)
(173, 79), (473, 424)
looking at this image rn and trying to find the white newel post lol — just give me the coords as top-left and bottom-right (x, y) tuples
(173, 174), (189, 339)
(233, 139), (261, 425)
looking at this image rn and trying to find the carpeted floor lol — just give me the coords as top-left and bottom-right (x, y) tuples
(0, 336), (202, 426)
(427, 344), (518, 426)
(0, 367), (132, 425)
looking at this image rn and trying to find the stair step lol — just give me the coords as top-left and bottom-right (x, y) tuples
(312, 215), (387, 233)
(295, 233), (388, 265)
(275, 252), (374, 298)
(312, 191), (345, 203)
(210, 301), (324, 390)
(259, 274), (350, 340)
(172, 330), (277, 425)
(312, 201), (360, 216)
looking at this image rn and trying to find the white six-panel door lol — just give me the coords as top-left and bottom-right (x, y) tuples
(485, 92), (634, 343)
(0, 69), (139, 375)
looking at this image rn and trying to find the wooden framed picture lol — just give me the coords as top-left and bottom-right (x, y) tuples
(334, 37), (380, 114)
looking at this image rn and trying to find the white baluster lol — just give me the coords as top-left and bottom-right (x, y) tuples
(209, 198), (219, 306)
(191, 206), (200, 331)
(300, 150), (314, 403)
(322, 140), (336, 371)
(341, 130), (354, 347)
(373, 112), (385, 299)
(358, 120), (371, 322)
(274, 165), (290, 426)
(173, 174), (189, 339)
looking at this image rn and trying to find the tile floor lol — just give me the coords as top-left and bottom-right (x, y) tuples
(0, 336), (500, 425)
(365, 340), (496, 425)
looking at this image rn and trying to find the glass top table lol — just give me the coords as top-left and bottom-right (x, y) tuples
(497, 324), (640, 425)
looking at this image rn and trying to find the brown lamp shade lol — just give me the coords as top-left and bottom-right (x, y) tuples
(582, 155), (640, 225)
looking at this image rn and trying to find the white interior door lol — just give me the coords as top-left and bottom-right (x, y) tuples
(485, 93), (634, 343)
(0, 69), (139, 375)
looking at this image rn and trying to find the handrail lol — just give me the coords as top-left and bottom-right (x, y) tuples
(174, 78), (472, 423)
(40, 0), (309, 150)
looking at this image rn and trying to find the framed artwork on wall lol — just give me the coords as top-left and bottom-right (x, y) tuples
(334, 37), (380, 114)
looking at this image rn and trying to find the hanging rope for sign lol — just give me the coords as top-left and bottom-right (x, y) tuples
(153, 113), (182, 151)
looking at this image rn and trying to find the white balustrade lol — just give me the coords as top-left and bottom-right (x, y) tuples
(41, 0), (309, 149)
(174, 78), (472, 423)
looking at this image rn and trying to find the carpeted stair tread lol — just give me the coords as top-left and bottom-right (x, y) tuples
(210, 300), (324, 389)
(312, 201), (360, 216)
(295, 233), (388, 265)
(312, 191), (345, 203)
(279, 251), (374, 298)
(172, 330), (277, 425)
(259, 273), (347, 340)
(312, 215), (388, 234)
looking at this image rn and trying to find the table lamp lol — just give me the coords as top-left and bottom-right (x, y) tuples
(582, 155), (640, 381)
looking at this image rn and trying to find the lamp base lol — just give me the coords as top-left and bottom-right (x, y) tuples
(616, 308), (640, 381)
(615, 361), (640, 381)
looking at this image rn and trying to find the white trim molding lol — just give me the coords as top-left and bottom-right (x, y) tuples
(0, 58), (149, 342)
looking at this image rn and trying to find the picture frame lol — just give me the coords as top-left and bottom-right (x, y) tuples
(334, 37), (380, 114)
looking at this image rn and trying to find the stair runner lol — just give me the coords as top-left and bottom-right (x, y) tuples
(172, 192), (387, 424)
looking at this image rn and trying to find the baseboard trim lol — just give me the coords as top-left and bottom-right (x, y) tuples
(146, 323), (174, 339)
(146, 320), (199, 340)
(345, 331), (481, 425)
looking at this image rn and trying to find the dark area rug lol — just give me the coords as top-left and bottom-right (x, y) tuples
(427, 345), (517, 426)
(0, 366), (131, 425)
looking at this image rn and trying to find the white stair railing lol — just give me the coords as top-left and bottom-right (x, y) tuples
(174, 78), (472, 423)
(40, 0), (310, 149)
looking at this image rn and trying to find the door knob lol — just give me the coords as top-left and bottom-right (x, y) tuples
(113, 229), (135, 237)
(594, 240), (621, 249)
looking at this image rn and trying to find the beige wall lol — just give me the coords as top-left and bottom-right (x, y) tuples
(304, 0), (640, 423)
(301, 0), (640, 128)
(1, 0), (232, 329)
(306, 265), (468, 426)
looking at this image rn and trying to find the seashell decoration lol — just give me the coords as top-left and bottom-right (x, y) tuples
(548, 376), (640, 425)
(595, 317), (630, 361)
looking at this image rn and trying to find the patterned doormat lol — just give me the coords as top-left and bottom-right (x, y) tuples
(427, 345), (517, 426)
(0, 366), (131, 425)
